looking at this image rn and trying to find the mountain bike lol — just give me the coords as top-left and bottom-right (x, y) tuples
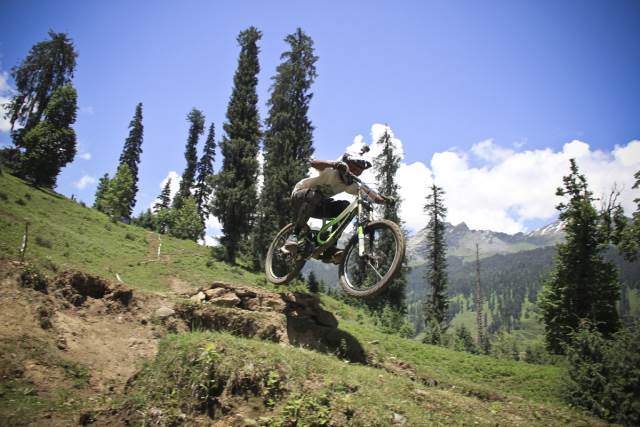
(265, 173), (405, 299)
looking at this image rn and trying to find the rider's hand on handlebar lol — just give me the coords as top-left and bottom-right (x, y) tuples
(333, 161), (348, 173)
(382, 195), (396, 206)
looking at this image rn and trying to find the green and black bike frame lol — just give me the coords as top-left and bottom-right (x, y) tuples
(309, 179), (375, 260)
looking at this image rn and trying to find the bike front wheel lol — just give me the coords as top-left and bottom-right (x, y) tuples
(338, 220), (405, 298)
(265, 223), (307, 285)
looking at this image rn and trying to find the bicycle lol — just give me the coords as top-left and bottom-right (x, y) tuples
(265, 172), (405, 299)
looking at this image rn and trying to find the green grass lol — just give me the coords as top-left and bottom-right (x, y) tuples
(0, 173), (264, 292)
(124, 331), (605, 426)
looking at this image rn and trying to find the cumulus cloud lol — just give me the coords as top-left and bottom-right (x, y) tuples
(150, 171), (181, 210)
(74, 175), (96, 190)
(80, 153), (92, 160)
(350, 124), (640, 234)
(0, 70), (14, 132)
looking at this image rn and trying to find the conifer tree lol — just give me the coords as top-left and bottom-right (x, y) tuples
(194, 122), (216, 223)
(617, 170), (640, 260)
(19, 84), (78, 187)
(117, 103), (144, 217)
(5, 31), (77, 148)
(307, 270), (320, 293)
(170, 196), (204, 241)
(174, 109), (205, 209)
(369, 130), (406, 313)
(252, 28), (318, 268)
(539, 159), (620, 354)
(102, 164), (134, 220)
(154, 178), (173, 211)
(94, 173), (110, 212)
(423, 183), (449, 343)
(211, 27), (262, 263)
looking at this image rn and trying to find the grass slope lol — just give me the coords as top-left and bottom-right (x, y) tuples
(0, 172), (609, 425)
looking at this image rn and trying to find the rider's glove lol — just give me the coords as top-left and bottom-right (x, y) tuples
(334, 161), (348, 173)
(382, 196), (396, 206)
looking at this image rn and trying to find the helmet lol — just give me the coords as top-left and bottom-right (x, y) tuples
(341, 153), (372, 170)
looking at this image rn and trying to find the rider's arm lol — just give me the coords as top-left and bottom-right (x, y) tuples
(310, 159), (343, 171)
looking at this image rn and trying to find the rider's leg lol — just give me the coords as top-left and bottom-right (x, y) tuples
(283, 188), (325, 253)
(318, 199), (350, 264)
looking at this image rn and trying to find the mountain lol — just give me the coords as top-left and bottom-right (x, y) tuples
(407, 221), (565, 266)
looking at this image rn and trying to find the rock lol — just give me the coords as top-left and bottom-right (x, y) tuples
(154, 306), (175, 319)
(209, 293), (241, 307)
(392, 412), (406, 425)
(190, 291), (206, 303)
(204, 288), (228, 300)
(262, 297), (286, 312)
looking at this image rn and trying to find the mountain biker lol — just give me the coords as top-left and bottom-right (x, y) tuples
(282, 153), (387, 263)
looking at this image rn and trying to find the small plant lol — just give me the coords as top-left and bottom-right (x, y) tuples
(15, 198), (26, 206)
(125, 232), (137, 241)
(0, 191), (8, 201)
(20, 265), (48, 292)
(24, 193), (32, 200)
(35, 236), (52, 248)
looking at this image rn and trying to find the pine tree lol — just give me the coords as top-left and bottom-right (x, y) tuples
(423, 183), (449, 343)
(194, 122), (216, 223)
(5, 31), (77, 148)
(252, 28), (318, 268)
(19, 84), (78, 187)
(307, 270), (320, 293)
(539, 159), (620, 354)
(170, 196), (204, 241)
(117, 103), (144, 217)
(155, 178), (173, 211)
(369, 130), (406, 313)
(617, 170), (640, 261)
(174, 109), (205, 209)
(211, 27), (262, 263)
(102, 163), (134, 220)
(94, 173), (110, 213)
(474, 243), (485, 348)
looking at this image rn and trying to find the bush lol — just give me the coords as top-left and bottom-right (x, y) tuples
(20, 265), (48, 292)
(124, 232), (136, 241)
(35, 236), (52, 248)
(564, 321), (640, 425)
(0, 191), (7, 201)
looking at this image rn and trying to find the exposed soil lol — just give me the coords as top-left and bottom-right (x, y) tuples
(0, 261), (361, 426)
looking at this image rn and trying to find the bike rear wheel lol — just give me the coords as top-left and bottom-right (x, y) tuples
(265, 223), (307, 284)
(338, 220), (405, 298)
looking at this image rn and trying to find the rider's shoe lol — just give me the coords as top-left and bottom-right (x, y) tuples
(320, 246), (344, 265)
(331, 249), (344, 265)
(281, 234), (300, 256)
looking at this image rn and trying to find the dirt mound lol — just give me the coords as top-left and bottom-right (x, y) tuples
(176, 282), (366, 363)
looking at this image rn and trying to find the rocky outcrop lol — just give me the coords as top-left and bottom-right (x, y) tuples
(175, 282), (366, 363)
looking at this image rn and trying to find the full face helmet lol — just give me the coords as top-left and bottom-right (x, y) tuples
(341, 153), (372, 170)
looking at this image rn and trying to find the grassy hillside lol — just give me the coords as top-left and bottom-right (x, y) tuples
(0, 172), (265, 292)
(0, 172), (610, 425)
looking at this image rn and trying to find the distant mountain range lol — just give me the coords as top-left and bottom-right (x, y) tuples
(406, 221), (565, 266)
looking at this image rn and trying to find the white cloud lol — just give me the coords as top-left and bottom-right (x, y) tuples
(0, 70), (14, 132)
(74, 175), (96, 190)
(80, 153), (92, 160)
(349, 124), (640, 234)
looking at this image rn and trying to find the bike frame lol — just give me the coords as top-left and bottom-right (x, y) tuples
(308, 175), (374, 259)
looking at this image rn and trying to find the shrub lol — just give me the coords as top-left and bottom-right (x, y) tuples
(15, 198), (26, 206)
(0, 191), (8, 201)
(35, 236), (52, 248)
(124, 232), (136, 241)
(20, 265), (48, 292)
(564, 321), (640, 425)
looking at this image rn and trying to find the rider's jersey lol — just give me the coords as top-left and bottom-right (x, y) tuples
(292, 167), (358, 198)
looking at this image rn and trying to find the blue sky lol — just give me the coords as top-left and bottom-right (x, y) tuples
(1, 0), (640, 237)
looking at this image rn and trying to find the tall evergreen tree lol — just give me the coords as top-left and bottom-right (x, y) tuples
(423, 183), (449, 343)
(252, 28), (318, 268)
(102, 163), (134, 220)
(154, 178), (173, 211)
(94, 173), (110, 212)
(118, 103), (144, 217)
(19, 84), (78, 187)
(5, 31), (77, 148)
(370, 130), (406, 313)
(211, 27), (262, 263)
(617, 170), (640, 261)
(539, 159), (620, 354)
(194, 122), (216, 222)
(174, 109), (205, 209)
